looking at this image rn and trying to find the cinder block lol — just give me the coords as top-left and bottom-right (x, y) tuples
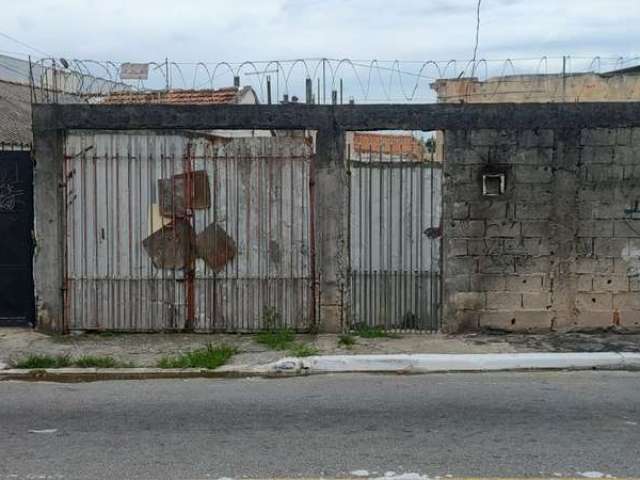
(444, 131), (469, 149)
(486, 220), (521, 237)
(486, 292), (522, 310)
(478, 255), (515, 274)
(614, 146), (636, 164)
(521, 221), (549, 237)
(511, 148), (554, 165)
(469, 200), (509, 219)
(514, 165), (553, 184)
(613, 292), (640, 309)
(619, 310), (640, 329)
(576, 292), (613, 310)
(451, 201), (470, 220)
(577, 274), (594, 291)
(447, 238), (467, 257)
(582, 165), (624, 183)
(573, 310), (618, 329)
(515, 256), (553, 274)
(518, 130), (554, 148)
(470, 129), (517, 146)
(447, 256), (477, 275)
(575, 237), (594, 257)
(479, 310), (553, 332)
(580, 128), (616, 146)
(594, 238), (628, 257)
(504, 274), (545, 292)
(468, 238), (503, 256)
(623, 165), (640, 180)
(578, 220), (613, 237)
(447, 220), (485, 238)
(631, 127), (640, 146)
(503, 238), (528, 255)
(572, 257), (614, 274)
(593, 275), (629, 292)
(615, 128), (633, 146)
(614, 220), (640, 237)
(522, 292), (552, 309)
(470, 274), (507, 292)
(516, 202), (553, 220)
(580, 146), (614, 164)
(523, 237), (556, 256)
(450, 292), (485, 310)
(446, 147), (488, 164)
(445, 274), (471, 293)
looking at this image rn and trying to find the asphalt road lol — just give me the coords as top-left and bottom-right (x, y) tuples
(1, 372), (640, 480)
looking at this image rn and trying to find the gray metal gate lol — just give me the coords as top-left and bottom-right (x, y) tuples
(64, 131), (314, 332)
(348, 137), (442, 332)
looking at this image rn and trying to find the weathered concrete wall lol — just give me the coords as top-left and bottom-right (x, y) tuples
(443, 127), (640, 332)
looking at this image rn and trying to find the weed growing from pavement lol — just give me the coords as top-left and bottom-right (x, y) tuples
(255, 328), (296, 350)
(338, 334), (356, 347)
(13, 354), (72, 369)
(353, 324), (393, 338)
(157, 344), (237, 369)
(288, 343), (319, 357)
(13, 354), (135, 369)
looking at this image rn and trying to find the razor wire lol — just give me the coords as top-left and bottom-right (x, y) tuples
(17, 55), (640, 104)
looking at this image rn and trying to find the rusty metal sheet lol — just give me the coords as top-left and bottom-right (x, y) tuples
(142, 219), (196, 269)
(195, 223), (236, 272)
(158, 170), (210, 218)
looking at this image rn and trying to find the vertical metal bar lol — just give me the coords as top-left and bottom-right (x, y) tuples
(308, 137), (317, 330)
(399, 146), (405, 332)
(367, 144), (373, 327)
(378, 142), (384, 329)
(430, 150), (436, 330)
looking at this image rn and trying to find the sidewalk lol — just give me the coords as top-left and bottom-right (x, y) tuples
(2, 327), (640, 369)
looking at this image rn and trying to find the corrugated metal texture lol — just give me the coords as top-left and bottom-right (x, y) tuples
(349, 148), (442, 332)
(64, 131), (313, 332)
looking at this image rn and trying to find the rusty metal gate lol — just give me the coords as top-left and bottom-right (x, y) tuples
(0, 145), (34, 327)
(64, 131), (315, 332)
(348, 136), (442, 331)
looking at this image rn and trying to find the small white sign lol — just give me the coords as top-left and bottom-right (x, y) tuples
(120, 63), (149, 80)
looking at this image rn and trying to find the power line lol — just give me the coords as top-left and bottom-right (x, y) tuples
(470, 0), (482, 76)
(0, 31), (52, 58)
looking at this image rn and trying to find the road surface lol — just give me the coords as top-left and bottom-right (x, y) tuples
(1, 371), (639, 479)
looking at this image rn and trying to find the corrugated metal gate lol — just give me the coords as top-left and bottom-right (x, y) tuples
(64, 131), (314, 332)
(348, 142), (442, 331)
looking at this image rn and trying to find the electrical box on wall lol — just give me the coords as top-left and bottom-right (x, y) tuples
(482, 173), (506, 196)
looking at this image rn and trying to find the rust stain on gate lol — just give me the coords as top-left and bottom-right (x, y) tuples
(63, 132), (315, 332)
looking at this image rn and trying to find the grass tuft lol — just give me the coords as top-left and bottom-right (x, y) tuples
(157, 344), (237, 369)
(13, 354), (72, 369)
(288, 343), (319, 357)
(353, 324), (389, 338)
(338, 334), (356, 347)
(255, 328), (296, 350)
(12, 354), (135, 369)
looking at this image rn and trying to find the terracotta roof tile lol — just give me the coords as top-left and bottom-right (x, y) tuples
(100, 87), (243, 105)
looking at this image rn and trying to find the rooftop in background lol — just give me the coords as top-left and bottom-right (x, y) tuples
(97, 86), (258, 105)
(349, 131), (431, 161)
(431, 64), (640, 104)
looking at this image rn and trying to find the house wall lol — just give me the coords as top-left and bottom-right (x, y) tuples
(443, 127), (640, 332)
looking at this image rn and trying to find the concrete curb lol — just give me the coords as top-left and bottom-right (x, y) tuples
(1, 353), (639, 382)
(292, 352), (640, 373)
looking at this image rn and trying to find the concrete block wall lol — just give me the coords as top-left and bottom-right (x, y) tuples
(443, 127), (640, 332)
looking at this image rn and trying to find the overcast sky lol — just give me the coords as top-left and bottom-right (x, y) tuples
(2, 0), (639, 101)
(2, 0), (639, 62)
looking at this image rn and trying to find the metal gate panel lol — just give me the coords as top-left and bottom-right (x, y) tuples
(349, 148), (442, 331)
(64, 131), (314, 332)
(0, 148), (34, 327)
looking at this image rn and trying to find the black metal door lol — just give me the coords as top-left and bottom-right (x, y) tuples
(0, 150), (34, 327)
